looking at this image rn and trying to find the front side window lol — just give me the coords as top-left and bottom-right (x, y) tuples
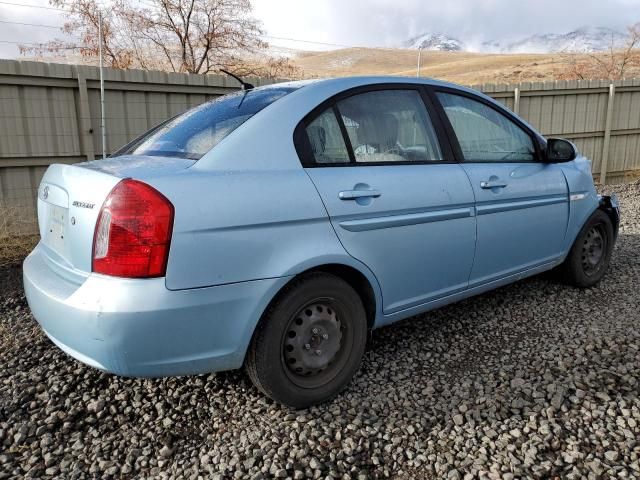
(437, 92), (536, 162)
(115, 86), (297, 160)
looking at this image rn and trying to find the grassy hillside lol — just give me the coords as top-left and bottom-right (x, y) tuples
(23, 46), (639, 85)
(292, 48), (606, 85)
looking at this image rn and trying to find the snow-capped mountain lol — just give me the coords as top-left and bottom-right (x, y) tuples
(405, 26), (627, 53)
(507, 27), (627, 53)
(405, 33), (464, 51)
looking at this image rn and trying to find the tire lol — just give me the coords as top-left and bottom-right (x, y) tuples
(245, 272), (367, 408)
(557, 209), (614, 288)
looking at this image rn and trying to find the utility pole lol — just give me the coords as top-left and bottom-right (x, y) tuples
(98, 11), (106, 159)
(416, 47), (422, 78)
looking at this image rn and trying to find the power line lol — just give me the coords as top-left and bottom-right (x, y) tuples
(0, 19), (61, 29)
(259, 34), (401, 51)
(0, 1), (397, 51)
(0, 39), (83, 48)
(0, 39), (41, 45)
(260, 35), (355, 49)
(0, 1), (65, 11)
(0, 13), (397, 52)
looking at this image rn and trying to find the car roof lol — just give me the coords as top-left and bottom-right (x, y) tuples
(255, 75), (497, 109)
(195, 75), (537, 172)
(255, 76), (478, 96)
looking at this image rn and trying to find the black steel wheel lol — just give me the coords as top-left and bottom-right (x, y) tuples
(581, 223), (607, 277)
(558, 209), (614, 288)
(245, 272), (367, 408)
(282, 301), (347, 387)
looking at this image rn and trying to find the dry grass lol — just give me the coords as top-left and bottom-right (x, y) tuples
(0, 203), (38, 267)
(24, 46), (640, 85)
(292, 48), (640, 84)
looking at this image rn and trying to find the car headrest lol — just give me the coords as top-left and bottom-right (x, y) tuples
(356, 114), (399, 151)
(378, 113), (399, 151)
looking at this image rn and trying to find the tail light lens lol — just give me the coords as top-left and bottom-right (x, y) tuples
(92, 179), (174, 278)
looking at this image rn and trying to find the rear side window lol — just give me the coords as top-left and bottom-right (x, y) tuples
(437, 92), (536, 162)
(302, 89), (443, 165)
(306, 109), (351, 163)
(115, 87), (297, 160)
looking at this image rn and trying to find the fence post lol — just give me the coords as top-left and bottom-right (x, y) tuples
(513, 87), (520, 115)
(600, 83), (615, 184)
(76, 72), (96, 161)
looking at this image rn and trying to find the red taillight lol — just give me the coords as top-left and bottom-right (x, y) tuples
(92, 179), (174, 278)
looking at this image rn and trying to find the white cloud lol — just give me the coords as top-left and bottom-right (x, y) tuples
(1, 0), (639, 58)
(253, 0), (640, 49)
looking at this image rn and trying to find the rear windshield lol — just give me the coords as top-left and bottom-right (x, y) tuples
(113, 86), (297, 160)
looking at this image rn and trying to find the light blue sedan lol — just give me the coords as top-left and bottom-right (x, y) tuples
(23, 76), (619, 407)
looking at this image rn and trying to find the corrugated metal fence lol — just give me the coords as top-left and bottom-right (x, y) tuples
(1, 59), (639, 235)
(480, 79), (640, 184)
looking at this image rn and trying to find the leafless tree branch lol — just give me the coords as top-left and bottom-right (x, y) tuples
(20, 0), (301, 79)
(560, 23), (640, 81)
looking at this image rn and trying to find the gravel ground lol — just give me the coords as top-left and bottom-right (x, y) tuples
(2, 183), (640, 479)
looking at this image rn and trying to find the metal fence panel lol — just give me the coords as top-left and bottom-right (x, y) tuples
(1, 59), (640, 235)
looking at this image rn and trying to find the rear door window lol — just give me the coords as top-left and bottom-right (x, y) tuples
(337, 90), (442, 163)
(301, 88), (443, 165)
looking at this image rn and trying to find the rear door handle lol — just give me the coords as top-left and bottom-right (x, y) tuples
(480, 180), (508, 189)
(338, 189), (381, 200)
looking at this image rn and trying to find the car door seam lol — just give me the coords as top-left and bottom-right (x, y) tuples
(459, 163), (479, 286)
(559, 168), (573, 245)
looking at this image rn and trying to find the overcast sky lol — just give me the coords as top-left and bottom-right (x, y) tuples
(1, 0), (639, 57)
(253, 0), (640, 49)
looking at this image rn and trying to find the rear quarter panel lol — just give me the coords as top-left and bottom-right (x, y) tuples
(146, 168), (362, 291)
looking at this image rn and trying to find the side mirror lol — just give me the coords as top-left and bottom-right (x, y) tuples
(546, 138), (577, 162)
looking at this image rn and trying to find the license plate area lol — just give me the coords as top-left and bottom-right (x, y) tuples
(43, 204), (68, 255)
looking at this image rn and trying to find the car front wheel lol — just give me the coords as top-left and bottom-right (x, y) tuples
(558, 209), (614, 288)
(245, 272), (367, 408)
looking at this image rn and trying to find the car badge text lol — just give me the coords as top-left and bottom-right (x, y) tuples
(72, 201), (95, 209)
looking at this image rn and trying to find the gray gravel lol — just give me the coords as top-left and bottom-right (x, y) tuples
(2, 182), (640, 479)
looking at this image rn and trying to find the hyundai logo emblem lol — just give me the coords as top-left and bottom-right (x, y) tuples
(43, 186), (49, 200)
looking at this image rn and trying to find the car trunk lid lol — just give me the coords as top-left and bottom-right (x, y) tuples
(38, 164), (121, 273)
(80, 155), (195, 177)
(37, 156), (191, 273)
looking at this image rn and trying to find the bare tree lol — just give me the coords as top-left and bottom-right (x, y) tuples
(560, 24), (640, 80)
(21, 0), (301, 78)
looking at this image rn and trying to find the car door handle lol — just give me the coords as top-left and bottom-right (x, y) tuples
(338, 189), (382, 200)
(480, 180), (508, 189)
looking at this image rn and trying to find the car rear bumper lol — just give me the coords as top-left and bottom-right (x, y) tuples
(23, 243), (290, 377)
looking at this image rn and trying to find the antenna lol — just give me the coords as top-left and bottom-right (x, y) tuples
(220, 69), (255, 90)
(99, 10), (106, 159)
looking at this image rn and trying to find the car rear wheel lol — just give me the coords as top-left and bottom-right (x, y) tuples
(558, 209), (614, 288)
(245, 272), (367, 408)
